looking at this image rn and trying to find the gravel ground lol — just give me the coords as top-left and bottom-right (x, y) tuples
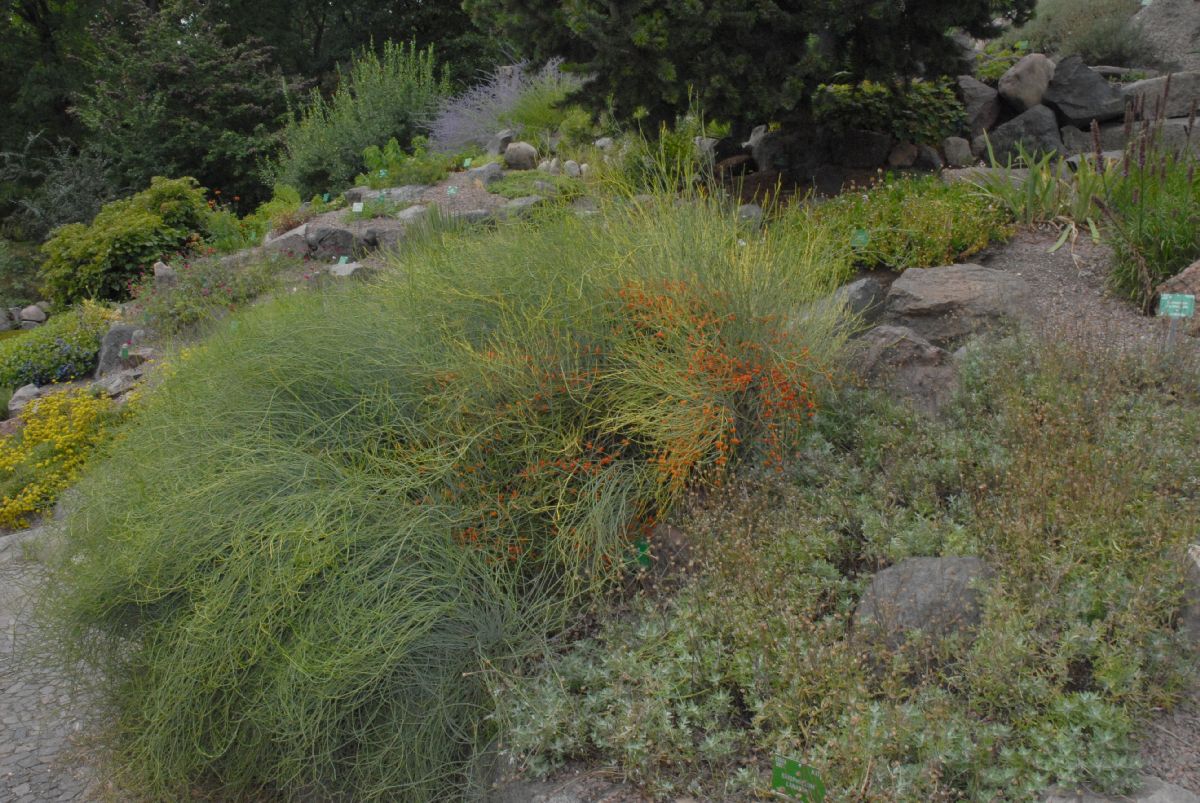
(0, 544), (108, 802)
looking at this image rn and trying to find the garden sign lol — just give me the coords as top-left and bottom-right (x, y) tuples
(771, 756), (825, 801)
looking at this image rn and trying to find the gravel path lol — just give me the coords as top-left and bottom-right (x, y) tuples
(0, 535), (106, 802)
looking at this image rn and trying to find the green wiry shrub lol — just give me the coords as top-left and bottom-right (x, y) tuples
(813, 80), (966, 144)
(275, 41), (449, 197)
(43, 192), (848, 800)
(0, 301), (114, 391)
(39, 177), (212, 305)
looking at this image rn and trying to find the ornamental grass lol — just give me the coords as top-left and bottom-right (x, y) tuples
(42, 187), (849, 800)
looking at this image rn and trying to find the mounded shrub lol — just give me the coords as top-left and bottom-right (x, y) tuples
(813, 80), (966, 145)
(0, 301), (115, 391)
(274, 41), (449, 197)
(39, 177), (213, 304)
(43, 192), (849, 800)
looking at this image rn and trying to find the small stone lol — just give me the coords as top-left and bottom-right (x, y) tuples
(537, 160), (552, 172)
(563, 160), (582, 178)
(263, 223), (309, 258)
(7, 384), (41, 417)
(593, 136), (615, 151)
(580, 163), (590, 177)
(548, 158), (562, 176)
(466, 162), (504, 187)
(397, 205), (429, 224)
(914, 144), (944, 171)
(501, 196), (545, 220)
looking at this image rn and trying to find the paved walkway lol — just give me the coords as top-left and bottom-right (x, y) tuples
(0, 535), (103, 802)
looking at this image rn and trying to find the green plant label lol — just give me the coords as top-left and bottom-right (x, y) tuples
(771, 757), (825, 801)
(447, 186), (459, 196)
(120, 345), (129, 360)
(1159, 293), (1196, 318)
(322, 193), (331, 203)
(850, 229), (870, 249)
(379, 169), (388, 178)
(352, 202), (364, 213)
(463, 158), (473, 168)
(635, 538), (651, 569)
(337, 256), (350, 265)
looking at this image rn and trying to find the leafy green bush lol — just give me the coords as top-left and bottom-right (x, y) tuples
(354, 137), (459, 189)
(130, 256), (285, 335)
(0, 301), (115, 391)
(0, 238), (39, 308)
(275, 41), (449, 197)
(39, 177), (213, 304)
(244, 185), (341, 240)
(813, 80), (966, 144)
(798, 175), (1012, 271)
(1003, 0), (1150, 67)
(42, 189), (848, 800)
(496, 336), (1198, 800)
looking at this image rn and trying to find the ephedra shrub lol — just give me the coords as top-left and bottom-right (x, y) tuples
(43, 187), (849, 800)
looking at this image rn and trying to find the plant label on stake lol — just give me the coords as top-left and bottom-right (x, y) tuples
(771, 756), (826, 801)
(337, 256), (350, 265)
(850, 229), (870, 250)
(352, 202), (364, 213)
(322, 193), (331, 203)
(1158, 293), (1195, 349)
(463, 157), (473, 168)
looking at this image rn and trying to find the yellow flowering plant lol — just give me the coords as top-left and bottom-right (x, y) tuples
(0, 389), (129, 530)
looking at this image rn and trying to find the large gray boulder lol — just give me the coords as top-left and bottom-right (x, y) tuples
(1061, 117), (1199, 157)
(1043, 56), (1127, 128)
(998, 53), (1057, 112)
(856, 325), (958, 415)
(18, 304), (46, 325)
(836, 277), (888, 322)
(975, 105), (1064, 163)
(883, 263), (1030, 347)
(1042, 775), (1200, 802)
(499, 195), (546, 220)
(1123, 71), (1200, 119)
(958, 75), (1001, 136)
(854, 557), (994, 650)
(304, 225), (358, 259)
(467, 162), (504, 187)
(503, 141), (538, 170)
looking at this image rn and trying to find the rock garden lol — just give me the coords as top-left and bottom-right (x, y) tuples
(1, 1), (1200, 801)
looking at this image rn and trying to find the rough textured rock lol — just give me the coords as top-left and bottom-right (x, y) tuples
(1123, 72), (1200, 120)
(1042, 775), (1200, 802)
(328, 261), (370, 280)
(96, 324), (146, 377)
(1043, 56), (1127, 127)
(1157, 258), (1200, 299)
(7, 382), (88, 417)
(487, 129), (515, 156)
(888, 141), (919, 168)
(563, 159), (582, 178)
(837, 277), (888, 322)
(263, 223), (309, 257)
(593, 136), (615, 151)
(998, 53), (1057, 112)
(1136, 0), (1200, 72)
(397, 204), (429, 224)
(17, 304), (46, 325)
(943, 136), (975, 167)
(854, 557), (994, 650)
(883, 263), (1031, 347)
(304, 225), (358, 259)
(452, 209), (495, 225)
(1060, 119), (1200, 157)
(747, 125), (832, 174)
(92, 367), (143, 398)
(914, 144), (944, 171)
(467, 162), (504, 187)
(833, 129), (894, 168)
(975, 105), (1064, 163)
(500, 195), (545, 220)
(856, 325), (958, 414)
(958, 75), (1001, 136)
(504, 141), (538, 170)
(0, 308), (14, 331)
